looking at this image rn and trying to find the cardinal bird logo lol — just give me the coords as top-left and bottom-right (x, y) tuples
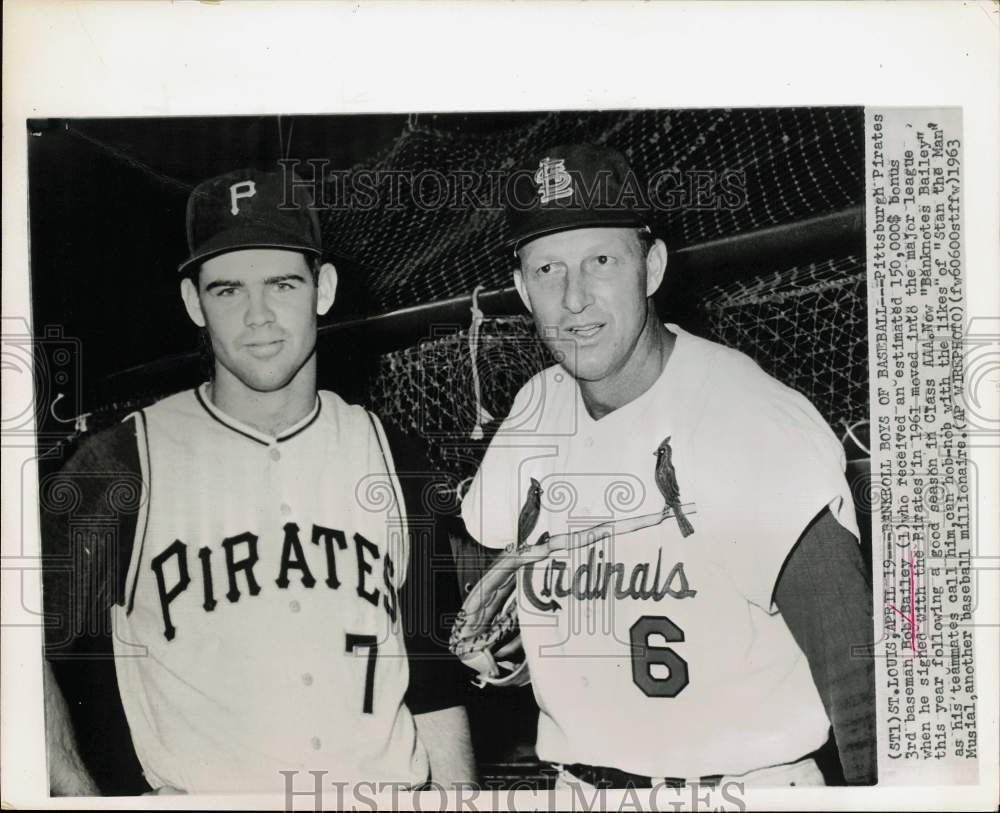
(654, 436), (695, 538)
(516, 477), (543, 550)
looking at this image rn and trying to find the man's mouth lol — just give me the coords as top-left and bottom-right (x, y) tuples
(244, 340), (285, 359)
(566, 323), (604, 340)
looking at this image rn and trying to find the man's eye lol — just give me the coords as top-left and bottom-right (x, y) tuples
(215, 287), (238, 297)
(595, 255), (611, 265)
(536, 264), (552, 275)
(274, 281), (295, 291)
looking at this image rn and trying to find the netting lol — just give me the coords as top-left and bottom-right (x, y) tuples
(323, 108), (864, 312)
(330, 107), (869, 481)
(369, 254), (868, 485)
(370, 316), (547, 480)
(701, 254), (868, 432)
(54, 109), (867, 495)
(68, 247), (867, 494)
(37, 109), (869, 783)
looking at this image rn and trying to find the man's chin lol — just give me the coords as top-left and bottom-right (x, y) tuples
(232, 350), (313, 394)
(556, 359), (610, 384)
(243, 374), (296, 394)
(228, 365), (298, 394)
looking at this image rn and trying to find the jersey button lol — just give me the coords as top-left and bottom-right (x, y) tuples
(584, 436), (594, 447)
(269, 448), (281, 462)
(280, 503), (292, 516)
(289, 600), (301, 613)
(310, 737), (322, 750)
(301, 673), (313, 686)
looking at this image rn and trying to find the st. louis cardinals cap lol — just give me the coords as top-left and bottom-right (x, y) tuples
(178, 168), (322, 275)
(503, 143), (649, 253)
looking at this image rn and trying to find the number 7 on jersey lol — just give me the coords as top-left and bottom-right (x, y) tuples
(345, 633), (378, 714)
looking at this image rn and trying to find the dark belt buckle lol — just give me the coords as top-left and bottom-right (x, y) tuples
(567, 763), (653, 789)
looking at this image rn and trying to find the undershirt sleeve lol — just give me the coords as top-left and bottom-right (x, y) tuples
(773, 508), (877, 785)
(382, 424), (468, 715)
(42, 418), (142, 658)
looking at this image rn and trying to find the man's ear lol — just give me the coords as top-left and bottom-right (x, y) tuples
(513, 267), (532, 313)
(180, 277), (206, 328)
(316, 262), (338, 316)
(645, 238), (668, 298)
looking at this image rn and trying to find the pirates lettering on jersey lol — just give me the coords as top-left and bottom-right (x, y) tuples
(523, 546), (697, 612)
(150, 521), (398, 641)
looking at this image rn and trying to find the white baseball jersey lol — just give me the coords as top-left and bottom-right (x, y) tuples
(112, 384), (428, 792)
(462, 324), (859, 778)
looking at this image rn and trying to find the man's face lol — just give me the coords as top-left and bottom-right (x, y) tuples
(514, 227), (666, 384)
(180, 249), (336, 393)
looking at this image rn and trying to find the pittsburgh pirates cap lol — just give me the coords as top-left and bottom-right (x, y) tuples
(503, 143), (649, 253)
(178, 168), (322, 275)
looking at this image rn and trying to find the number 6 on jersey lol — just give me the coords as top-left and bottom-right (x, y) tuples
(629, 615), (688, 698)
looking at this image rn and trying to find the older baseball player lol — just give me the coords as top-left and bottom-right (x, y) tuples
(461, 144), (876, 787)
(43, 169), (474, 794)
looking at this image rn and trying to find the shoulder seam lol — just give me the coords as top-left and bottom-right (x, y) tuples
(125, 409), (151, 615)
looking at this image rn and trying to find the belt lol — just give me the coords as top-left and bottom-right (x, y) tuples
(563, 763), (723, 789)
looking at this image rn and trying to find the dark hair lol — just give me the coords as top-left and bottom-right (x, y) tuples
(185, 250), (322, 288)
(635, 227), (656, 258)
(307, 255), (323, 282)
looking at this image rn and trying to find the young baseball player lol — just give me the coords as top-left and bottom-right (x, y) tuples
(461, 144), (876, 787)
(42, 169), (474, 794)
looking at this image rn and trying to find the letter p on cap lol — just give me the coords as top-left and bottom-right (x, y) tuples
(229, 180), (257, 215)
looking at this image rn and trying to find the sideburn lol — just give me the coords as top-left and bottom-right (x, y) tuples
(196, 327), (215, 382)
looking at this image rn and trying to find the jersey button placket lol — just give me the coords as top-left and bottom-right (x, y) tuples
(270, 443), (294, 519)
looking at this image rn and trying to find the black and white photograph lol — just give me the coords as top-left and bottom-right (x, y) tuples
(30, 106), (876, 797)
(2, 2), (997, 811)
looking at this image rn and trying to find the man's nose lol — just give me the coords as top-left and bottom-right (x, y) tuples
(562, 268), (592, 314)
(244, 289), (276, 327)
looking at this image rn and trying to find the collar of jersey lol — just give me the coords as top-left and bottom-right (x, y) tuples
(194, 382), (322, 446)
(574, 323), (685, 426)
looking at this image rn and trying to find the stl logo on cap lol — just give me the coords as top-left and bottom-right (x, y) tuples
(533, 157), (573, 205)
(229, 179), (257, 216)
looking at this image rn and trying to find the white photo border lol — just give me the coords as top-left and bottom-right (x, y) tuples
(3, 1), (997, 810)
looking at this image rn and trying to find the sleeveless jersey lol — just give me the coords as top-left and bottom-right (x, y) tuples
(112, 385), (428, 792)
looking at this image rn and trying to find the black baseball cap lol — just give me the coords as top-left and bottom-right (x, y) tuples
(503, 143), (649, 253)
(178, 168), (322, 275)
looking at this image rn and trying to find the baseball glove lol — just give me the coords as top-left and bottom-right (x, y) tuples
(450, 481), (674, 689)
(449, 478), (544, 688)
(449, 572), (531, 688)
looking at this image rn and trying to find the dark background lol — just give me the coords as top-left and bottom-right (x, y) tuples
(28, 114), (404, 399)
(28, 113), (541, 794)
(27, 109), (866, 423)
(30, 110), (869, 794)
(28, 112), (589, 794)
